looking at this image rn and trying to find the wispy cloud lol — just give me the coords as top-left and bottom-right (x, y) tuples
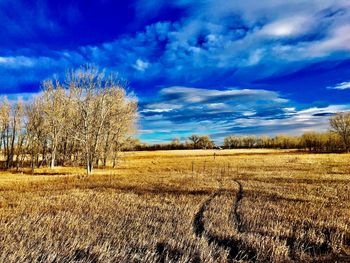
(72, 1), (350, 87)
(0, 53), (85, 94)
(327, 81), (350, 90)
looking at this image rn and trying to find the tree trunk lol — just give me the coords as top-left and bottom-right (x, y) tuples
(50, 151), (56, 169)
(86, 154), (94, 176)
(112, 150), (119, 168)
(86, 155), (90, 176)
(31, 152), (35, 175)
(90, 162), (93, 175)
(51, 146), (56, 169)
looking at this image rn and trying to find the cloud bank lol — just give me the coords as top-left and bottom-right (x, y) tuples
(139, 86), (350, 143)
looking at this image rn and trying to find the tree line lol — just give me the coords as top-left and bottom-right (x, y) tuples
(127, 135), (216, 151)
(224, 112), (350, 152)
(127, 112), (350, 153)
(223, 132), (340, 152)
(0, 66), (137, 175)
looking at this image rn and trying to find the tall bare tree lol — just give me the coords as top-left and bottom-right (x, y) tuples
(26, 98), (47, 173)
(330, 112), (350, 152)
(41, 80), (67, 169)
(0, 98), (10, 167)
(0, 98), (24, 168)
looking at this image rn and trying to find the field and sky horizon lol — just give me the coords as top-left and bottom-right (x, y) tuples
(1, 1), (350, 263)
(1, 0), (350, 143)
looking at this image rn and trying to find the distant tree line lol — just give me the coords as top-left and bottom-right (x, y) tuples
(224, 112), (350, 152)
(126, 112), (350, 153)
(223, 132), (340, 152)
(0, 66), (137, 175)
(127, 135), (216, 151)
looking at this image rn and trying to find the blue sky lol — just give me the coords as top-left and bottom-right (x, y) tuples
(1, 0), (350, 143)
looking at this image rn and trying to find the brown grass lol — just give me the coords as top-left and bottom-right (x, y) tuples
(0, 149), (350, 262)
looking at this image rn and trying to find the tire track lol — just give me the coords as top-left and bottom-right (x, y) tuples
(193, 180), (257, 262)
(233, 180), (336, 262)
(194, 178), (346, 262)
(193, 191), (219, 237)
(231, 180), (319, 262)
(232, 180), (243, 233)
(231, 179), (257, 261)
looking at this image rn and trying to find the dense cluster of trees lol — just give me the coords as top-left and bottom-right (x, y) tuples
(0, 66), (137, 175)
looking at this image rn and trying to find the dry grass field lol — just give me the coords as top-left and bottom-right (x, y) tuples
(0, 149), (350, 262)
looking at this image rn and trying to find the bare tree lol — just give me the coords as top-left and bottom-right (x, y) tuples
(0, 98), (10, 167)
(330, 112), (350, 152)
(197, 135), (215, 149)
(0, 98), (24, 168)
(41, 80), (67, 169)
(26, 98), (47, 174)
(66, 65), (137, 175)
(188, 135), (200, 149)
(0, 66), (137, 173)
(188, 135), (215, 149)
(101, 97), (137, 167)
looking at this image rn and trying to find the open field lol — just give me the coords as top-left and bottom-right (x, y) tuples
(0, 149), (350, 262)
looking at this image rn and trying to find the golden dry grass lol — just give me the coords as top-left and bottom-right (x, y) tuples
(0, 149), (350, 262)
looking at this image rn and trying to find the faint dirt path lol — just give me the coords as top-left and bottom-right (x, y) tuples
(192, 179), (257, 262)
(193, 191), (219, 237)
(232, 180), (243, 232)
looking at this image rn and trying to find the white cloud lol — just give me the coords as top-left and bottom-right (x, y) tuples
(305, 25), (350, 58)
(133, 59), (150, 72)
(260, 16), (313, 37)
(0, 56), (36, 68)
(327, 81), (350, 90)
(0, 92), (42, 104)
(141, 108), (173, 113)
